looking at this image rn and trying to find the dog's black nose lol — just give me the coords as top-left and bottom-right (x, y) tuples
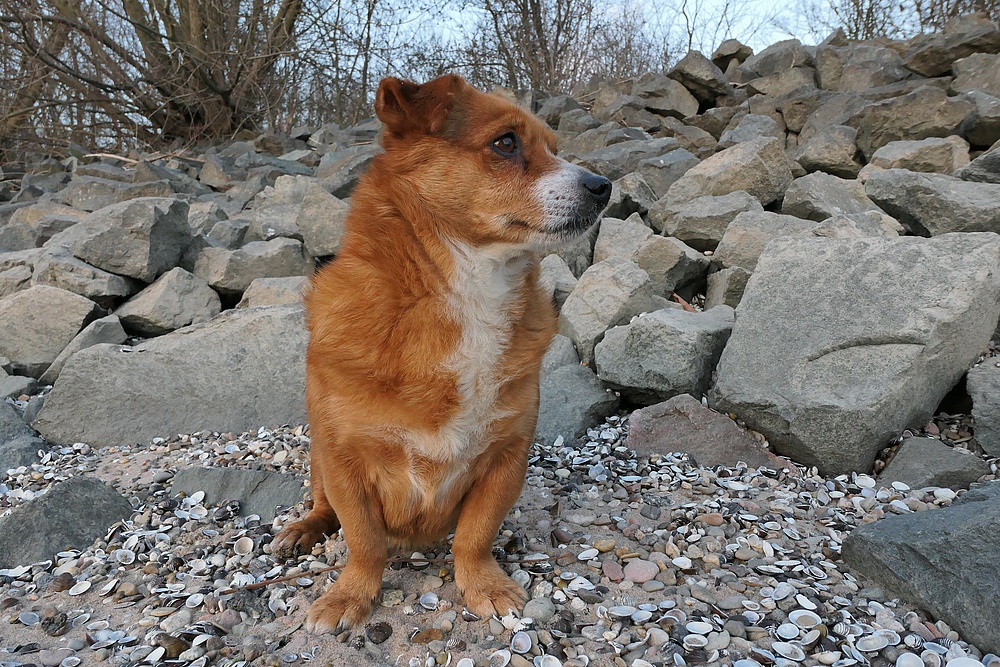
(581, 171), (612, 204)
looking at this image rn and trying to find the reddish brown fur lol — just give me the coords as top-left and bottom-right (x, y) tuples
(273, 74), (581, 632)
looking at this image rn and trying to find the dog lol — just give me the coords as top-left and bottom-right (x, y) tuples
(272, 73), (611, 633)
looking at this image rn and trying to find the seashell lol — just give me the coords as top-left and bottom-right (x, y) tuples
(795, 594), (817, 610)
(189, 505), (209, 519)
(630, 609), (653, 624)
(922, 650), (944, 667)
(772, 582), (795, 601)
(71, 613), (90, 628)
(99, 579), (118, 596)
(187, 490), (206, 504)
(734, 661), (764, 667)
(777, 623), (801, 640)
(877, 629), (902, 646)
(68, 580), (91, 596)
(801, 628), (824, 648)
(905, 634), (926, 649)
(686, 620), (714, 635)
(608, 605), (636, 619)
(533, 655), (562, 667)
(789, 609), (822, 629)
(60, 659), (82, 667)
(856, 634), (890, 652)
(18, 611), (40, 625)
(461, 608), (480, 622)
(296, 577), (313, 587)
(897, 653), (924, 667)
(233, 536), (254, 556)
(814, 651), (842, 665)
(772, 642), (806, 661)
(501, 612), (520, 630)
(189, 658), (208, 667)
(683, 634), (709, 650)
(490, 650), (512, 667)
(146, 647), (166, 663)
(87, 620), (110, 630)
(577, 548), (599, 560)
(186, 593), (204, 608)
(456, 661), (476, 667)
(945, 660), (985, 667)
(269, 598), (287, 614)
(113, 549), (136, 564)
(749, 646), (775, 663)
(511, 631), (533, 654)
(419, 592), (439, 611)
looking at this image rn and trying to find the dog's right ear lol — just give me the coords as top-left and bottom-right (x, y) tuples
(376, 75), (462, 137)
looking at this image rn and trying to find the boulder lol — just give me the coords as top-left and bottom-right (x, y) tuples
(0, 264), (31, 298)
(705, 266), (752, 309)
(33, 305), (308, 446)
(903, 22), (1000, 76)
(664, 137), (793, 206)
(558, 109), (602, 134)
(711, 233), (1000, 474)
(594, 306), (734, 404)
(746, 68), (817, 98)
(968, 361), (1000, 456)
(632, 76), (699, 119)
(0, 476), (133, 568)
(816, 44), (909, 92)
(248, 176), (349, 257)
(713, 211), (818, 272)
(960, 90), (1000, 146)
(649, 191), (763, 250)
(38, 315), (127, 385)
(626, 394), (789, 469)
(115, 268), (221, 336)
(865, 168), (1000, 235)
(540, 334), (579, 376)
(956, 142), (1000, 183)
(171, 467), (306, 522)
(869, 136), (970, 173)
(557, 258), (652, 365)
(0, 435), (44, 473)
(0, 400), (34, 446)
(780, 172), (884, 221)
(636, 149), (700, 198)
(878, 436), (991, 490)
(317, 144), (379, 198)
(592, 215), (652, 264)
(236, 276), (308, 309)
(952, 52), (1000, 96)
(0, 285), (100, 377)
(569, 138), (679, 181)
(667, 50), (734, 103)
(738, 39), (812, 80)
(842, 481), (1000, 655)
(190, 238), (314, 297)
(30, 248), (140, 308)
(0, 375), (36, 399)
(535, 364), (620, 446)
(537, 95), (583, 128)
(58, 176), (174, 212)
(605, 173), (656, 220)
(717, 114), (785, 149)
(634, 236), (710, 297)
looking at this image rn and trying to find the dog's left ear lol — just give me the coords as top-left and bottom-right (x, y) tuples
(376, 74), (464, 137)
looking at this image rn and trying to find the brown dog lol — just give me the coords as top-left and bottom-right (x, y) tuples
(272, 74), (611, 632)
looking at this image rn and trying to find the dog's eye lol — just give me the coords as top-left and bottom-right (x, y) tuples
(492, 133), (518, 156)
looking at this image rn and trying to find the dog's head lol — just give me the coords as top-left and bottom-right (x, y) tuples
(374, 74), (611, 249)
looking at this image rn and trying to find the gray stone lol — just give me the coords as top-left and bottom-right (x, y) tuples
(33, 305), (307, 446)
(59, 176), (174, 212)
(0, 264), (31, 298)
(558, 109), (602, 134)
(705, 266), (752, 309)
(236, 276), (308, 309)
(777, 87), (829, 134)
(190, 238), (314, 297)
(134, 159), (212, 197)
(713, 211), (818, 272)
(712, 39), (753, 70)
(316, 144), (379, 198)
(0, 476), (133, 568)
(711, 233), (1000, 474)
(206, 217), (250, 249)
(248, 176), (349, 257)
(558, 258), (652, 365)
(650, 191), (762, 251)
(952, 52), (1000, 96)
(842, 480), (1000, 655)
(38, 315), (128, 385)
(717, 114), (785, 149)
(0, 375), (37, 399)
(569, 138), (679, 181)
(807, 211), (904, 238)
(781, 172), (884, 221)
(0, 400), (34, 446)
(878, 436), (991, 490)
(592, 215), (652, 264)
(869, 137), (970, 173)
(595, 306), (734, 405)
(903, 22), (1000, 77)
(199, 154), (245, 190)
(636, 149), (700, 199)
(185, 201), (228, 236)
(956, 141), (1000, 183)
(968, 361), (1000, 456)
(521, 597), (556, 624)
(540, 334), (580, 376)
(0, 285), (101, 377)
(539, 254), (578, 310)
(960, 90), (1000, 146)
(865, 168), (1000, 235)
(116, 268), (221, 336)
(634, 236), (710, 297)
(667, 50), (734, 103)
(794, 125), (864, 179)
(171, 467), (306, 522)
(746, 68), (816, 98)
(816, 44), (909, 92)
(626, 394), (788, 469)
(604, 173), (656, 220)
(0, 435), (44, 473)
(632, 76), (699, 119)
(537, 95), (583, 128)
(660, 118), (718, 158)
(535, 365), (620, 446)
(738, 39), (812, 80)
(7, 201), (86, 247)
(665, 137), (793, 206)
(30, 248), (140, 308)
(547, 231), (593, 278)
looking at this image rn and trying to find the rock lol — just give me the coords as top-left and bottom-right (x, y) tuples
(632, 76), (699, 119)
(248, 176), (349, 257)
(794, 124), (864, 178)
(660, 117), (717, 158)
(134, 159), (212, 197)
(570, 138), (679, 181)
(316, 144), (380, 198)
(115, 268), (221, 336)
(605, 173), (656, 220)
(865, 168), (1000, 235)
(622, 558), (659, 583)
(557, 258), (652, 365)
(594, 307), (734, 405)
(33, 305), (307, 446)
(711, 233), (1000, 474)
(189, 238), (314, 297)
(667, 50), (734, 103)
(665, 137), (793, 206)
(878, 436), (991, 490)
(842, 480), (1000, 655)
(809, 211), (904, 238)
(960, 90), (1000, 146)
(636, 149), (700, 199)
(0, 374), (37, 399)
(628, 394), (787, 469)
(712, 39), (753, 70)
(956, 141), (1000, 182)
(30, 248), (140, 308)
(58, 176), (174, 212)
(713, 211), (818, 272)
(540, 334), (579, 376)
(0, 285), (101, 377)
(535, 364), (619, 446)
(903, 22), (1000, 77)
(592, 216), (652, 264)
(537, 95), (583, 128)
(717, 114), (784, 149)
(171, 467), (305, 522)
(38, 315), (128, 385)
(547, 231), (593, 278)
(746, 68), (816, 98)
(952, 52), (1000, 96)
(0, 264), (31, 297)
(705, 266), (752, 309)
(199, 154), (244, 191)
(848, 86), (974, 160)
(236, 276), (308, 308)
(650, 191), (763, 250)
(0, 476), (133, 567)
(816, 44), (909, 92)
(869, 137), (970, 173)
(635, 236), (710, 297)
(780, 172), (884, 221)
(738, 39), (812, 80)
(558, 108), (602, 134)
(522, 597), (556, 624)
(0, 435), (44, 472)
(968, 361), (1000, 456)
(0, 400), (34, 446)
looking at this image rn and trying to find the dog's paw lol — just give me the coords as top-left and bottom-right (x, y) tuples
(304, 584), (378, 633)
(271, 519), (330, 559)
(458, 566), (527, 618)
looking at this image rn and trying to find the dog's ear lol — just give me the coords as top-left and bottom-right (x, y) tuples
(376, 74), (464, 137)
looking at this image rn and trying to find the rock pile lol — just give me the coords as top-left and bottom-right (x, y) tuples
(2, 12), (1000, 667)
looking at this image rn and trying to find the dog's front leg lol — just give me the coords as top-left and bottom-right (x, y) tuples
(452, 440), (530, 618)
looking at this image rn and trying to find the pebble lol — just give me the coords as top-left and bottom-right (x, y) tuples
(602, 559), (625, 581)
(622, 558), (658, 583)
(159, 608), (192, 633)
(523, 597), (556, 623)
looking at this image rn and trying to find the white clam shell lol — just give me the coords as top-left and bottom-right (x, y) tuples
(946, 660), (986, 667)
(857, 634), (890, 652)
(788, 609), (822, 629)
(686, 620), (714, 635)
(683, 634), (709, 650)
(60, 658), (82, 667)
(511, 630), (532, 654)
(777, 623), (801, 639)
(489, 650), (512, 667)
(68, 580), (92, 596)
(897, 653), (925, 667)
(772, 641), (806, 661)
(418, 591), (438, 611)
(533, 656), (562, 667)
(186, 593), (205, 608)
(18, 611), (39, 625)
(577, 548), (599, 560)
(457, 660), (475, 667)
(233, 536), (254, 555)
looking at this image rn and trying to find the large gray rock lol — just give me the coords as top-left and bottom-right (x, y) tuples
(171, 467), (306, 522)
(636, 149), (700, 199)
(705, 266), (752, 309)
(0, 285), (100, 378)
(713, 211), (818, 272)
(667, 50), (734, 103)
(717, 114), (785, 149)
(58, 176), (174, 212)
(878, 436), (991, 490)
(632, 75), (699, 119)
(116, 268), (221, 336)
(712, 233), (1000, 474)
(738, 39), (812, 80)
(745, 67), (816, 98)
(665, 137), (793, 206)
(236, 276), (308, 309)
(540, 334), (579, 376)
(0, 476), (133, 568)
(63, 198), (190, 283)
(842, 481), (1000, 655)
(570, 138), (679, 181)
(956, 142), (1000, 183)
(816, 44), (909, 92)
(594, 306), (734, 405)
(968, 361), (1000, 456)
(248, 176), (349, 257)
(781, 172), (883, 221)
(952, 52), (1000, 96)
(961, 90), (1000, 146)
(558, 258), (652, 365)
(635, 236), (710, 297)
(535, 364), (620, 446)
(903, 21), (1000, 77)
(793, 124), (864, 178)
(865, 168), (1000, 235)
(592, 216), (652, 264)
(650, 191), (763, 250)
(38, 315), (128, 385)
(190, 238), (314, 297)
(0, 400), (34, 446)
(0, 435), (44, 473)
(33, 305), (308, 446)
(869, 137), (971, 173)
(30, 248), (140, 308)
